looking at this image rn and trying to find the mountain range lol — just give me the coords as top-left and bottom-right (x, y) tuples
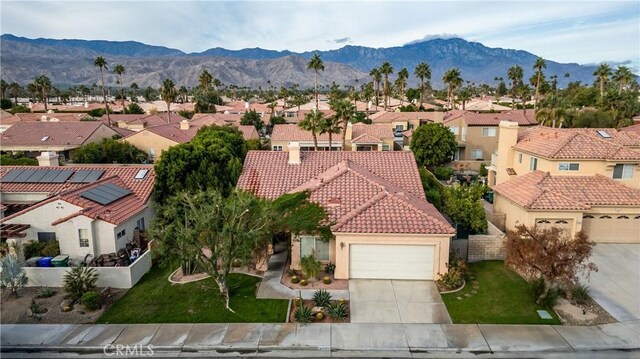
(1, 34), (600, 89)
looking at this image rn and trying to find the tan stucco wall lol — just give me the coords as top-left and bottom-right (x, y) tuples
(86, 124), (120, 144)
(122, 131), (179, 159)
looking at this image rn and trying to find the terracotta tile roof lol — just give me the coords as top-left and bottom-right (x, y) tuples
(460, 100), (511, 112)
(225, 101), (271, 113)
(620, 124), (640, 136)
(238, 125), (259, 140)
(0, 121), (115, 148)
(564, 128), (640, 147)
(0, 109), (12, 120)
(0, 165), (154, 225)
(1, 112), (91, 126)
(351, 123), (394, 141)
(461, 112), (537, 126)
(126, 117), (257, 143)
(271, 124), (343, 142)
(102, 113), (189, 127)
(286, 110), (336, 124)
(514, 127), (640, 160)
(111, 127), (136, 137)
(368, 111), (446, 123)
(492, 171), (640, 210)
(191, 113), (244, 125)
(237, 151), (453, 235)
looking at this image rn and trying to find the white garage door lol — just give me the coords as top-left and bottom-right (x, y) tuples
(350, 244), (435, 280)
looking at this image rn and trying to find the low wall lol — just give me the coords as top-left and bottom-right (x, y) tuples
(486, 211), (506, 232)
(468, 221), (506, 262)
(23, 250), (152, 289)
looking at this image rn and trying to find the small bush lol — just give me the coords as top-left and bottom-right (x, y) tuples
(570, 283), (591, 305)
(290, 275), (300, 284)
(63, 266), (98, 301)
(433, 166), (455, 180)
(327, 301), (348, 321)
(293, 305), (313, 323)
(312, 289), (332, 307)
(437, 253), (467, 291)
(41, 241), (60, 257)
(324, 262), (336, 274)
(24, 241), (47, 259)
(322, 276), (331, 285)
(30, 299), (44, 320)
(36, 287), (56, 298)
(0, 153), (38, 166)
(81, 291), (101, 310)
(478, 163), (488, 177)
(300, 255), (322, 279)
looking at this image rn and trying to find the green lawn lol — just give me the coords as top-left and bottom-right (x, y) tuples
(442, 261), (561, 324)
(97, 265), (289, 323)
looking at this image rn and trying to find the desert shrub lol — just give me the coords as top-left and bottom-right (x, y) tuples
(24, 241), (46, 259)
(63, 266), (98, 301)
(41, 240), (60, 257)
(327, 301), (348, 321)
(322, 276), (331, 284)
(324, 262), (335, 274)
(300, 255), (322, 279)
(36, 287), (56, 298)
(478, 163), (488, 177)
(81, 291), (101, 310)
(0, 153), (38, 166)
(433, 166), (455, 180)
(570, 283), (591, 305)
(530, 277), (560, 307)
(293, 305), (313, 323)
(437, 254), (467, 291)
(312, 289), (332, 307)
(1, 255), (29, 297)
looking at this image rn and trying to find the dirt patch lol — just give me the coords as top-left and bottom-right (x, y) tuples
(281, 261), (348, 291)
(554, 297), (617, 326)
(1, 287), (126, 324)
(289, 299), (351, 324)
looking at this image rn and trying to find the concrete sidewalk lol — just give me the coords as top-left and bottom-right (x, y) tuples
(2, 321), (638, 357)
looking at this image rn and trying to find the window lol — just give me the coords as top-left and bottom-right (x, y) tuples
(395, 124), (404, 132)
(300, 235), (329, 261)
(78, 229), (89, 247)
(273, 145), (283, 151)
(449, 126), (459, 135)
(530, 157), (538, 171)
(136, 218), (146, 231)
(356, 145), (373, 151)
(461, 127), (467, 141)
(116, 229), (126, 240)
(613, 164), (634, 179)
(37, 232), (56, 242)
(482, 127), (497, 137)
(559, 163), (580, 171)
(471, 149), (484, 160)
(149, 148), (155, 160)
(518, 153), (523, 163)
(407, 123), (415, 130)
(382, 144), (390, 151)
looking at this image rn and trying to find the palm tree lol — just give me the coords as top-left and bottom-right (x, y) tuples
(320, 113), (342, 151)
(395, 68), (409, 105)
(330, 98), (356, 148)
(536, 107), (566, 128)
(414, 62), (431, 109)
(298, 110), (324, 151)
(199, 69), (212, 91)
(532, 57), (546, 111)
(442, 68), (463, 110)
(9, 82), (22, 105)
(94, 56), (111, 124)
(457, 87), (471, 110)
(33, 75), (52, 112)
(113, 64), (126, 108)
(507, 65), (524, 109)
(307, 53), (325, 110)
(593, 63), (611, 99)
(379, 62), (394, 110)
(369, 67), (381, 110)
(178, 86), (189, 103)
(612, 66), (634, 92)
(159, 78), (177, 124)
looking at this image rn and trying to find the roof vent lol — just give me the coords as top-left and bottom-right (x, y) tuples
(597, 130), (611, 139)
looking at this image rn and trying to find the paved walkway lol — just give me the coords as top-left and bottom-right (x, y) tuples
(256, 247), (349, 300)
(350, 280), (451, 324)
(1, 321), (638, 357)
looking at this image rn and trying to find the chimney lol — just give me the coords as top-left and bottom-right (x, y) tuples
(495, 121), (519, 185)
(37, 151), (59, 167)
(288, 142), (301, 165)
(346, 122), (353, 145)
(180, 120), (190, 130)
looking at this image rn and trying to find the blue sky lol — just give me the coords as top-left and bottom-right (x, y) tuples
(1, 0), (638, 71)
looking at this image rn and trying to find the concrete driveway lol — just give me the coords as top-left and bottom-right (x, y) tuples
(349, 280), (452, 324)
(580, 244), (640, 322)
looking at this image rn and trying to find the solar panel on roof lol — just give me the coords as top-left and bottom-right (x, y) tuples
(25, 171), (48, 183)
(80, 183), (131, 205)
(1, 169), (24, 183)
(40, 170), (62, 183)
(69, 170), (91, 183)
(51, 170), (73, 183)
(83, 170), (104, 183)
(14, 170), (37, 182)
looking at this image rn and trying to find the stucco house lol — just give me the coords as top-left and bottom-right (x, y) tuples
(237, 145), (455, 280)
(0, 112), (92, 133)
(368, 111), (447, 133)
(0, 163), (155, 263)
(100, 113), (189, 131)
(270, 123), (395, 152)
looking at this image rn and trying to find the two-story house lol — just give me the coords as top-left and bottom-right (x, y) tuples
(270, 123), (395, 152)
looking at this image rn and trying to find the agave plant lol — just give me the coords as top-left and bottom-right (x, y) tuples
(1, 255), (29, 297)
(293, 305), (313, 324)
(63, 266), (98, 301)
(312, 289), (332, 307)
(327, 301), (348, 321)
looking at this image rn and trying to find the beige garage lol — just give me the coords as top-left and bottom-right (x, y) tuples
(349, 244), (435, 280)
(536, 218), (573, 233)
(582, 214), (640, 243)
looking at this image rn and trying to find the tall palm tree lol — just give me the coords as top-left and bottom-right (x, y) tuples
(593, 63), (611, 99)
(442, 68), (463, 110)
(298, 110), (324, 151)
(507, 65), (524, 109)
(535, 107), (566, 128)
(33, 75), (52, 112)
(159, 78), (177, 124)
(199, 69), (212, 91)
(113, 64), (126, 108)
(457, 87), (471, 110)
(414, 62), (431, 109)
(9, 82), (22, 105)
(307, 53), (325, 110)
(379, 62), (394, 110)
(532, 57), (546, 111)
(94, 56), (111, 125)
(395, 68), (409, 105)
(330, 98), (356, 148)
(369, 67), (381, 110)
(320, 113), (342, 151)
(612, 65), (634, 93)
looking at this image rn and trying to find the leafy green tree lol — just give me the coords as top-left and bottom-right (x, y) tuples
(125, 102), (145, 114)
(414, 62), (431, 109)
(153, 125), (246, 204)
(193, 87), (222, 113)
(443, 183), (487, 234)
(94, 56), (111, 125)
(410, 122), (457, 167)
(533, 57), (546, 110)
(379, 61), (394, 109)
(159, 78), (177, 123)
(113, 64), (126, 108)
(298, 110), (324, 151)
(240, 109), (263, 131)
(497, 78), (508, 97)
(442, 68), (463, 109)
(71, 138), (147, 163)
(307, 53), (325, 110)
(593, 63), (612, 99)
(143, 86), (156, 102)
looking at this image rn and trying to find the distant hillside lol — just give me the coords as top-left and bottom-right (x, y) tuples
(1, 34), (603, 88)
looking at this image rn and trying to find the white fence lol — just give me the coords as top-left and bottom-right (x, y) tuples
(23, 249), (152, 289)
